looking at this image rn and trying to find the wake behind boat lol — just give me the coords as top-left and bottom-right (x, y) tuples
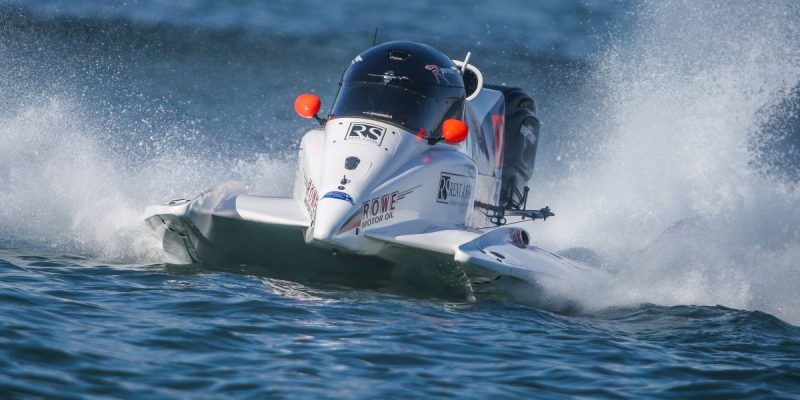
(144, 40), (610, 300)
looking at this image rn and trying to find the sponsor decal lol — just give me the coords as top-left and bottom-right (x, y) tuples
(351, 55), (363, 64)
(425, 64), (459, 85)
(345, 122), (386, 146)
(338, 186), (419, 234)
(358, 186), (417, 229)
(361, 192), (397, 229)
(436, 172), (473, 206)
(322, 191), (355, 205)
(303, 175), (318, 219)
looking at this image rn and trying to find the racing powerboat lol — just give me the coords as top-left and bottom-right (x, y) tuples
(144, 41), (608, 301)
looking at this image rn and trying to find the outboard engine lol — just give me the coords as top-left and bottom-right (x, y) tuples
(485, 85), (541, 211)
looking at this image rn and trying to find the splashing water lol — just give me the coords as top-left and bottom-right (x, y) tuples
(0, 96), (295, 263)
(532, 1), (800, 323)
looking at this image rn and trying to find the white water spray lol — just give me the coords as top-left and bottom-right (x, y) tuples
(0, 96), (294, 262)
(533, 1), (800, 323)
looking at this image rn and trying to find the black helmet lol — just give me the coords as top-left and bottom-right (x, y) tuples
(330, 41), (466, 135)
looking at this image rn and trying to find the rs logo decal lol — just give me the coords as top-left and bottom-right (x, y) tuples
(438, 175), (451, 201)
(345, 122), (386, 146)
(436, 172), (472, 206)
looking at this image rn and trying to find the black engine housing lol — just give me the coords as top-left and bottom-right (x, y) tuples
(484, 84), (541, 210)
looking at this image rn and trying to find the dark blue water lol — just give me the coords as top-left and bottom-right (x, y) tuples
(2, 1), (800, 398)
(2, 250), (799, 398)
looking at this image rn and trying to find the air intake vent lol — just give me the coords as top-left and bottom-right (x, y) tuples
(344, 156), (360, 170)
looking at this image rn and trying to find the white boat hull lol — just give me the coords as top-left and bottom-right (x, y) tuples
(144, 53), (611, 303)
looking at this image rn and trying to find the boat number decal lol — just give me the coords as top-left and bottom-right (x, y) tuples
(303, 175), (318, 219)
(437, 172), (472, 206)
(322, 191), (355, 205)
(345, 122), (386, 146)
